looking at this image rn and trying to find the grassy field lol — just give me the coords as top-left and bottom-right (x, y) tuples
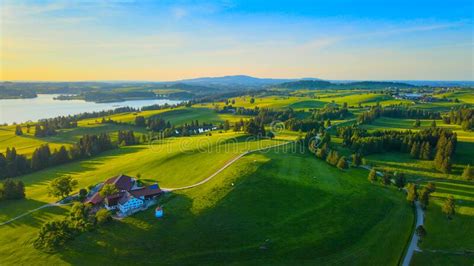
(361, 117), (474, 172)
(411, 179), (474, 265)
(357, 115), (474, 265)
(0, 145), (414, 265)
(0, 107), (251, 157)
(1, 89), (472, 265)
(432, 89), (474, 105)
(0, 131), (290, 223)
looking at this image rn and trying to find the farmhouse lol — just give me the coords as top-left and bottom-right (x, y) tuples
(85, 174), (163, 216)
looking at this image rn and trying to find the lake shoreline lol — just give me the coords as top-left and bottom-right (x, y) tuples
(0, 94), (181, 125)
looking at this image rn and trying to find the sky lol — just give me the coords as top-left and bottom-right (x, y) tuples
(1, 0), (473, 81)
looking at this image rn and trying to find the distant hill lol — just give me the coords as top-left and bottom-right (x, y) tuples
(173, 75), (307, 88)
(340, 81), (416, 89)
(276, 80), (333, 89)
(273, 80), (416, 90)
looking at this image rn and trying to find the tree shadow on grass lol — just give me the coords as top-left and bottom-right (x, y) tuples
(55, 151), (408, 265)
(0, 199), (69, 228)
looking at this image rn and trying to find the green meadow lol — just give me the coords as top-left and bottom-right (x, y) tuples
(0, 89), (473, 265)
(0, 131), (288, 223)
(0, 145), (413, 265)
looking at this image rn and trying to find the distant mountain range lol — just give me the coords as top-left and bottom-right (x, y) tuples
(167, 75), (473, 89)
(168, 75), (321, 88)
(166, 75), (417, 90)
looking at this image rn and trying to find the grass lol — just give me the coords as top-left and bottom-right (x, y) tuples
(357, 115), (474, 265)
(418, 180), (474, 251)
(409, 179), (474, 265)
(361, 117), (474, 171)
(0, 107), (250, 157)
(0, 132), (290, 223)
(0, 145), (413, 265)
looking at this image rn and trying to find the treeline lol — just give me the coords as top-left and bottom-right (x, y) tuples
(285, 119), (325, 132)
(304, 130), (352, 170)
(312, 103), (350, 120)
(135, 115), (215, 137)
(337, 126), (457, 173)
(443, 107), (473, 131)
(0, 178), (25, 201)
(0, 133), (117, 179)
(217, 105), (298, 123)
(358, 105), (441, 124)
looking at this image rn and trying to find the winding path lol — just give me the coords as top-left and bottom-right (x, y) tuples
(402, 201), (424, 266)
(0, 140), (292, 226)
(162, 141), (292, 191)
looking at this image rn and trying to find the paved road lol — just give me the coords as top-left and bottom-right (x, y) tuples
(402, 201), (424, 266)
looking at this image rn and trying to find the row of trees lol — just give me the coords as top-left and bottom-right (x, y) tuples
(357, 104), (441, 124)
(0, 133), (116, 179)
(306, 129), (351, 170)
(285, 119), (325, 132)
(368, 169), (406, 187)
(118, 130), (138, 146)
(312, 104), (351, 120)
(0, 148), (28, 178)
(337, 127), (457, 173)
(34, 123), (57, 137)
(442, 107), (473, 132)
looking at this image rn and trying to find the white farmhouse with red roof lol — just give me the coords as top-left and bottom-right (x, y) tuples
(85, 174), (163, 216)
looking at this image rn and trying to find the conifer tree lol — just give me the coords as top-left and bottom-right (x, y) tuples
(368, 169), (377, 183)
(15, 125), (23, 136)
(410, 142), (420, 158)
(406, 183), (417, 204)
(462, 164), (473, 180)
(442, 195), (455, 219)
(420, 142), (431, 160)
(337, 156), (348, 169)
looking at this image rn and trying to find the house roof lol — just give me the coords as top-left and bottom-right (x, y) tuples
(84, 175), (162, 206)
(118, 191), (134, 205)
(130, 185), (162, 198)
(105, 192), (124, 206)
(85, 192), (103, 205)
(104, 174), (134, 191)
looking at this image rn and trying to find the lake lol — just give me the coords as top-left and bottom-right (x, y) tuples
(0, 94), (181, 124)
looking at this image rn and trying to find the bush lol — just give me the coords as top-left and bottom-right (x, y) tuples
(95, 209), (111, 225)
(337, 156), (348, 169)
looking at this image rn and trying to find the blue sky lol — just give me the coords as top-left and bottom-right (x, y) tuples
(1, 0), (473, 81)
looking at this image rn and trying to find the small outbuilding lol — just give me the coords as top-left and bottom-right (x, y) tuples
(155, 206), (164, 218)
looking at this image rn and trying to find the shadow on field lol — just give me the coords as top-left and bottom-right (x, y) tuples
(0, 199), (68, 228)
(21, 146), (147, 185)
(55, 150), (405, 265)
(453, 141), (474, 165)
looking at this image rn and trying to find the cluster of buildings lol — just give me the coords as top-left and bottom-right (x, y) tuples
(393, 93), (440, 102)
(85, 174), (163, 217)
